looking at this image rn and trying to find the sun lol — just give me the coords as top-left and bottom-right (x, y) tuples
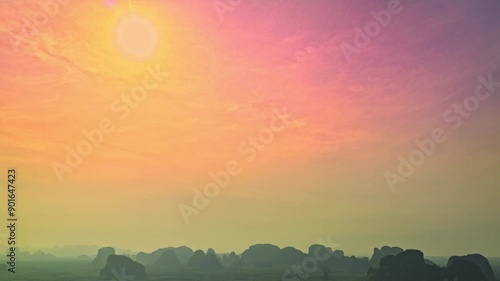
(114, 13), (159, 60)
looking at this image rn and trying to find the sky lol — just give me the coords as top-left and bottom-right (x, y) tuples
(0, 0), (499, 257)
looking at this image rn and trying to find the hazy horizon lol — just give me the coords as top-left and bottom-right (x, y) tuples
(6, 242), (500, 259)
(1, 0), (500, 266)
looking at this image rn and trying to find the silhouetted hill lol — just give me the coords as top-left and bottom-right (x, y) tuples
(91, 247), (115, 268)
(368, 249), (487, 281)
(241, 244), (282, 266)
(278, 246), (306, 265)
(370, 246), (404, 267)
(154, 249), (180, 268)
(222, 252), (241, 267)
(100, 255), (147, 280)
(206, 248), (223, 262)
(186, 250), (223, 269)
(10, 250), (57, 261)
(19, 245), (135, 257)
(448, 254), (496, 281)
(77, 254), (90, 260)
(188, 250), (207, 267)
(448, 259), (487, 281)
(136, 246), (193, 265)
(238, 242), (371, 273)
(24, 250), (56, 261)
(205, 252), (223, 270)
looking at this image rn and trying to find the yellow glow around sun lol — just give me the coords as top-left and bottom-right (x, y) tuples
(114, 13), (159, 60)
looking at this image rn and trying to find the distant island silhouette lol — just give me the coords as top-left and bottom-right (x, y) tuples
(84, 244), (497, 281)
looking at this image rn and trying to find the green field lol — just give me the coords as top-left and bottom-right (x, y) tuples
(4, 257), (500, 281)
(3, 260), (366, 281)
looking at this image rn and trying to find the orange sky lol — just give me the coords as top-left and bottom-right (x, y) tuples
(0, 0), (499, 256)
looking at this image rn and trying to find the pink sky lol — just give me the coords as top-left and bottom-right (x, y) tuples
(0, 0), (499, 256)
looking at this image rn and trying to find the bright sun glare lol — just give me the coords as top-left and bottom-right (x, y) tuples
(114, 13), (159, 60)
